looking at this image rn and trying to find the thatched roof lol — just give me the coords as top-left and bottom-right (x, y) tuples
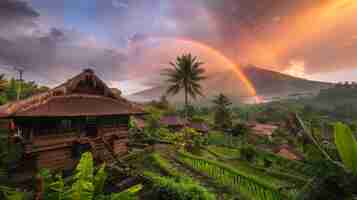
(0, 69), (145, 117)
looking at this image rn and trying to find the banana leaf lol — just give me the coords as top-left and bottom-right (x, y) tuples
(334, 122), (357, 175)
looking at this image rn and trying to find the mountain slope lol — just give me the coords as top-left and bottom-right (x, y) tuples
(126, 66), (332, 104)
(243, 67), (331, 96)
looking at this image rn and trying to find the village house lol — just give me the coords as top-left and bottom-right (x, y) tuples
(159, 115), (209, 134)
(273, 144), (304, 161)
(0, 69), (145, 172)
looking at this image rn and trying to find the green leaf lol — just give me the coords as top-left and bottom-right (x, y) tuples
(0, 186), (25, 200)
(334, 122), (357, 174)
(70, 152), (95, 200)
(94, 164), (107, 194)
(70, 180), (94, 200)
(74, 152), (94, 181)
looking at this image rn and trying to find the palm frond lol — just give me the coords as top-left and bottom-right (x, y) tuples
(162, 53), (206, 104)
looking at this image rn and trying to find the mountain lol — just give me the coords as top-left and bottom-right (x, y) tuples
(126, 66), (332, 104)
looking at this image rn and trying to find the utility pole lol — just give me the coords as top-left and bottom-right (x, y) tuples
(14, 67), (24, 100)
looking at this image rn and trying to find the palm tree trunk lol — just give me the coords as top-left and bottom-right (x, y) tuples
(184, 88), (188, 121)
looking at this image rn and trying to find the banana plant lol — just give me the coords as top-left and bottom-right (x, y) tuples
(295, 113), (345, 168)
(334, 122), (357, 175)
(38, 152), (135, 200)
(70, 152), (95, 200)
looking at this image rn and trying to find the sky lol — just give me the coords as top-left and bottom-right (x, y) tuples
(0, 0), (356, 95)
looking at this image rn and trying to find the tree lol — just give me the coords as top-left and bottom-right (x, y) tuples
(162, 54), (206, 117)
(0, 74), (7, 92)
(212, 93), (232, 129)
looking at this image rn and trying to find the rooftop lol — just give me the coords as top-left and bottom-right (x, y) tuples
(0, 69), (145, 117)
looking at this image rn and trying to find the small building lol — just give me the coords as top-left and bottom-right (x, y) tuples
(160, 116), (188, 131)
(273, 144), (304, 161)
(189, 122), (209, 134)
(0, 69), (145, 171)
(248, 123), (278, 137)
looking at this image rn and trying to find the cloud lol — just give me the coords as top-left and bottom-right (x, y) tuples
(0, 0), (128, 85)
(0, 0), (39, 25)
(1, 0), (357, 87)
(112, 0), (129, 9)
(163, 0), (357, 75)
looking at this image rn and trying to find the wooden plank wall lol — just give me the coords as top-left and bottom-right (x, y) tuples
(36, 147), (76, 170)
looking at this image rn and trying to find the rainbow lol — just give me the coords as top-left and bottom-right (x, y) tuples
(149, 37), (261, 103)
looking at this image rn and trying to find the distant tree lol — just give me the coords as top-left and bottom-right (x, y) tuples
(0, 78), (49, 103)
(212, 93), (232, 129)
(4, 78), (18, 102)
(0, 74), (7, 92)
(162, 53), (206, 118)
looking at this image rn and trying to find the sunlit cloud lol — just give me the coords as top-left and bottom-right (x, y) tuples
(284, 60), (307, 79)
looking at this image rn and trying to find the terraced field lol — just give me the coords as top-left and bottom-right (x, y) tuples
(127, 144), (311, 200)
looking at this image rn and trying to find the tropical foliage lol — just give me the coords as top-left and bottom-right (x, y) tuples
(334, 122), (357, 175)
(37, 152), (136, 200)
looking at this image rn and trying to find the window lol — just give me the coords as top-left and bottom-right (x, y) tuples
(61, 120), (72, 129)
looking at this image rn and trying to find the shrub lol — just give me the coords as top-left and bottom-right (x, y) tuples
(143, 171), (215, 200)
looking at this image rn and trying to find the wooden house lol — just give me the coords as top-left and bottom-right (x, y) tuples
(0, 69), (145, 171)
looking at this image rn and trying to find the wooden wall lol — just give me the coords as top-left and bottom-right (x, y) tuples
(36, 147), (76, 171)
(113, 139), (128, 155)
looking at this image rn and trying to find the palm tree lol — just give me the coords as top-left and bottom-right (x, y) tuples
(163, 53), (206, 111)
